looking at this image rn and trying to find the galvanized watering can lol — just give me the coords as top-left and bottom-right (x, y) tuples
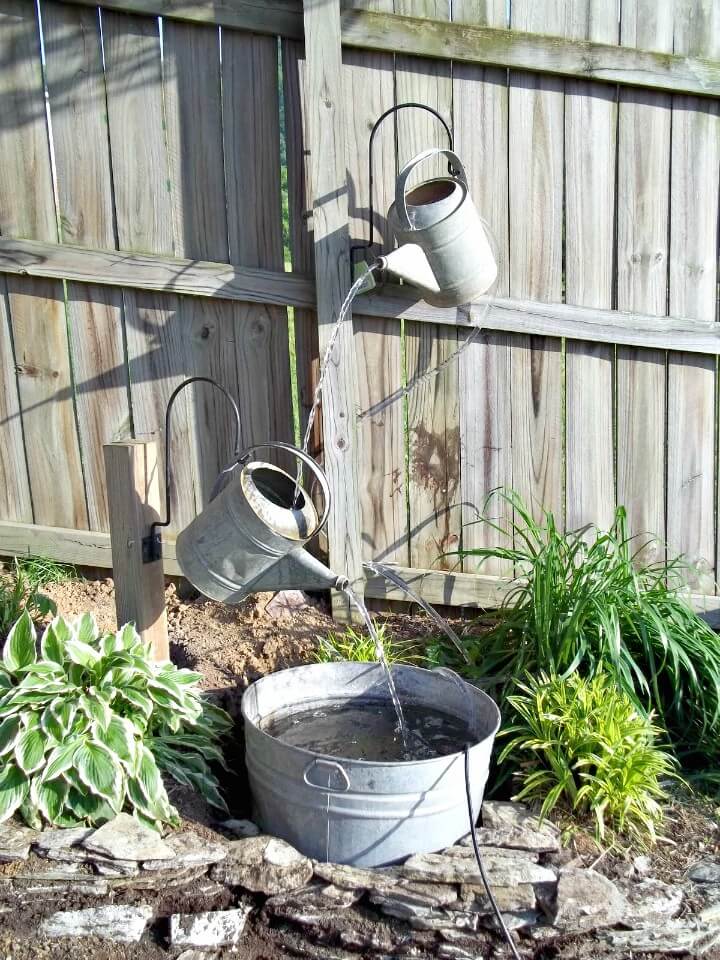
(380, 147), (498, 308)
(175, 440), (347, 603)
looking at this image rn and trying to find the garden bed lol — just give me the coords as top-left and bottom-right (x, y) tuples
(0, 569), (719, 958)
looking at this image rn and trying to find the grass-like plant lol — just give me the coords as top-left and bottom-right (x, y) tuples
(0, 611), (231, 830)
(499, 672), (677, 846)
(436, 489), (720, 764)
(0, 561), (57, 639)
(315, 624), (423, 665)
(15, 556), (77, 589)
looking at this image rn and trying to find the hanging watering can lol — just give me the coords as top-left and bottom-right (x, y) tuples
(175, 441), (347, 604)
(379, 147), (497, 308)
(144, 379), (346, 604)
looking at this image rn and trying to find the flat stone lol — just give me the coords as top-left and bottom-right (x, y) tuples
(479, 909), (540, 932)
(0, 820), (38, 862)
(402, 849), (555, 887)
(221, 819), (261, 839)
(318, 884), (364, 907)
(265, 883), (363, 925)
(93, 858), (140, 877)
(14, 879), (110, 900)
(553, 867), (627, 933)
(83, 813), (174, 862)
(170, 906), (252, 948)
(447, 843), (538, 862)
(211, 836), (312, 894)
(176, 952), (220, 960)
(372, 880), (458, 909)
(143, 831), (227, 871)
(110, 866), (208, 891)
(690, 860), (720, 883)
(35, 826), (94, 861)
(621, 878), (684, 924)
(459, 882), (536, 914)
(437, 945), (475, 960)
(408, 910), (479, 933)
(477, 801), (560, 853)
(603, 917), (720, 955)
(313, 861), (402, 890)
(39, 904), (153, 943)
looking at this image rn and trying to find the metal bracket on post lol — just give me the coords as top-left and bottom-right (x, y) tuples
(142, 531), (162, 564)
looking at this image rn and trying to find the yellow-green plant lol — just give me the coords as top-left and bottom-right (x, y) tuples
(499, 672), (677, 847)
(315, 625), (423, 665)
(0, 612), (231, 830)
(0, 562), (57, 639)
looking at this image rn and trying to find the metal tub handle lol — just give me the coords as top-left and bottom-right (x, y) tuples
(303, 758), (351, 793)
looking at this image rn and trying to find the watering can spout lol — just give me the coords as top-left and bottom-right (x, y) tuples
(251, 549), (348, 596)
(378, 245), (441, 301)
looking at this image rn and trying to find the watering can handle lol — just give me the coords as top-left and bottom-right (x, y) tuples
(238, 440), (332, 536)
(395, 148), (468, 233)
(303, 758), (351, 793)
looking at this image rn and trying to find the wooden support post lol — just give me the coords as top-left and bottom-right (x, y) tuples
(302, 0), (364, 621)
(103, 440), (169, 660)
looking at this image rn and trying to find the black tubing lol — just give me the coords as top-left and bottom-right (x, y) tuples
(464, 745), (523, 960)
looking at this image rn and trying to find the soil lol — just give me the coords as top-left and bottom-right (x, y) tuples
(5, 571), (720, 959)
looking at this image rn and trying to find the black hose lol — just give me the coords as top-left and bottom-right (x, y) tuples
(464, 745), (523, 960)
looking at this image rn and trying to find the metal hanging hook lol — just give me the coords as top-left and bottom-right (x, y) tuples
(143, 376), (242, 563)
(349, 102), (455, 269)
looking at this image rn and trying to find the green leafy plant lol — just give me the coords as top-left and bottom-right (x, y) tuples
(499, 672), (677, 846)
(315, 624), (423, 665)
(437, 489), (720, 763)
(15, 556), (77, 589)
(0, 611), (231, 831)
(0, 562), (57, 639)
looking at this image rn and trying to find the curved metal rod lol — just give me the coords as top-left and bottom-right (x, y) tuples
(350, 102), (455, 266)
(152, 376), (242, 534)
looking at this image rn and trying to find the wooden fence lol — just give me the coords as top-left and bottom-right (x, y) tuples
(1, 0), (719, 617)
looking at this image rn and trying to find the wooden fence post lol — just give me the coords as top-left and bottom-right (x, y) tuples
(103, 440), (169, 661)
(301, 0), (364, 621)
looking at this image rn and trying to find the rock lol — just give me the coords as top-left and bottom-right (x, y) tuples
(370, 885), (460, 921)
(690, 860), (720, 883)
(318, 884), (363, 906)
(477, 801), (560, 853)
(603, 917), (720, 955)
(479, 909), (540, 932)
(170, 906), (252, 948)
(437, 946), (475, 960)
(621, 878), (683, 923)
(211, 836), (312, 894)
(408, 910), (479, 933)
(0, 820), (38, 862)
(313, 861), (402, 890)
(553, 867), (627, 933)
(83, 813), (174, 862)
(143, 831), (227, 871)
(93, 858), (140, 877)
(14, 879), (110, 900)
(109, 866), (208, 891)
(458, 883), (536, 914)
(177, 952), (219, 960)
(221, 819), (261, 839)
(265, 883), (362, 925)
(402, 848), (555, 886)
(633, 854), (652, 877)
(35, 826), (95, 861)
(39, 904), (153, 943)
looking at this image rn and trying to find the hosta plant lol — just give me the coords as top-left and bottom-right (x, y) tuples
(0, 611), (232, 830)
(499, 671), (678, 847)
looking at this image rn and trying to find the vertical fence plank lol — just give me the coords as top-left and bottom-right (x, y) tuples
(564, 1), (618, 533)
(222, 29), (293, 453)
(302, 0), (364, 613)
(42, 0), (130, 533)
(0, 0), (87, 530)
(616, 1), (673, 561)
(508, 0), (564, 524)
(667, 0), (719, 591)
(103, 11), (195, 537)
(0, 0), (34, 522)
(453, 0), (511, 577)
(396, 0), (461, 571)
(344, 0), (406, 566)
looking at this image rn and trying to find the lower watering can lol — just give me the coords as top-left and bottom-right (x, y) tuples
(176, 441), (347, 603)
(380, 148), (497, 308)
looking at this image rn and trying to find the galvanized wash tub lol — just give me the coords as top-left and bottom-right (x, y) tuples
(242, 662), (500, 866)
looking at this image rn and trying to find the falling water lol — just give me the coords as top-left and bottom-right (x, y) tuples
(341, 582), (408, 750)
(364, 561), (469, 664)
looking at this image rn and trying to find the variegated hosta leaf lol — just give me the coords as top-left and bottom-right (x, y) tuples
(14, 723), (46, 774)
(74, 740), (124, 808)
(65, 638), (101, 670)
(0, 716), (22, 757)
(31, 777), (68, 824)
(2, 612), (36, 674)
(93, 715), (138, 771)
(73, 613), (99, 647)
(0, 763), (28, 822)
(79, 693), (112, 731)
(40, 622), (65, 666)
(42, 739), (81, 782)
